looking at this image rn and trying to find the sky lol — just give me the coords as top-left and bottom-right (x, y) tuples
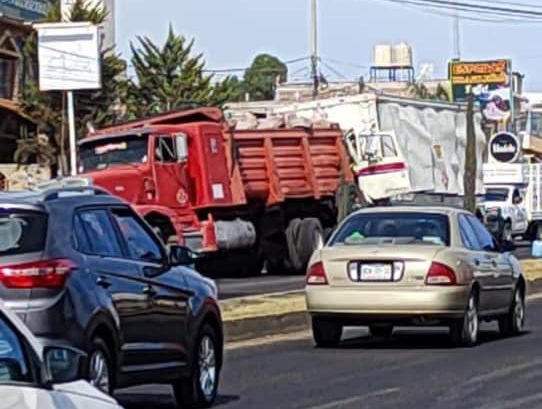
(116, 0), (542, 91)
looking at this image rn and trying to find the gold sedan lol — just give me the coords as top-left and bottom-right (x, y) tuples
(305, 207), (525, 347)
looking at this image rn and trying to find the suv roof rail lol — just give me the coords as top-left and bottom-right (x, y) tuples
(40, 186), (111, 202)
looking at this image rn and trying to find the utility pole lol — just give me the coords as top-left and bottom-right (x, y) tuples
(464, 89), (476, 213)
(311, 0), (319, 99)
(453, 6), (461, 59)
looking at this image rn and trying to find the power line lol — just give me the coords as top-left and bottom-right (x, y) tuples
(318, 58), (348, 79)
(383, 0), (542, 22)
(373, 0), (542, 20)
(203, 56), (310, 73)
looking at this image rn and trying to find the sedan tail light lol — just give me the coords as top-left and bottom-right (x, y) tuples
(0, 259), (76, 289)
(306, 262), (328, 285)
(425, 262), (457, 285)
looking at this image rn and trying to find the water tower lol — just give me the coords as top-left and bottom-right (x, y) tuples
(370, 42), (414, 82)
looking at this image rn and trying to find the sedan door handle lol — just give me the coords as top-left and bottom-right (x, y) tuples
(96, 276), (112, 289)
(142, 285), (157, 297)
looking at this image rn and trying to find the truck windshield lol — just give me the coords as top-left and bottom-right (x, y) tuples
(79, 135), (149, 172)
(485, 188), (509, 202)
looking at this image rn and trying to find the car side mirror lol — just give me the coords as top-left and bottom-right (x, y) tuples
(43, 346), (86, 385)
(170, 245), (197, 266)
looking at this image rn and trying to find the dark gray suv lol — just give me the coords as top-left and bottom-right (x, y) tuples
(0, 186), (223, 408)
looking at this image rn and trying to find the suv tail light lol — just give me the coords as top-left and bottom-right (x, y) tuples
(0, 259), (76, 289)
(425, 262), (457, 285)
(306, 262), (328, 285)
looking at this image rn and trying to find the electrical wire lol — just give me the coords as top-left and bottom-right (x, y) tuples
(372, 0), (542, 22)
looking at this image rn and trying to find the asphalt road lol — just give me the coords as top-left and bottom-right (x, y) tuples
(216, 241), (534, 300)
(118, 296), (542, 409)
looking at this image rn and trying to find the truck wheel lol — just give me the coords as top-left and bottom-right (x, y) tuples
(285, 219), (303, 272)
(295, 218), (324, 273)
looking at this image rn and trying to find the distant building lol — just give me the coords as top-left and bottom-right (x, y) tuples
(0, 0), (53, 21)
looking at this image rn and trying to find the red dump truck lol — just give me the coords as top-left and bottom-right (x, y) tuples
(77, 108), (352, 275)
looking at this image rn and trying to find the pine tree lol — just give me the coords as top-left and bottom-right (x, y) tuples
(125, 26), (239, 118)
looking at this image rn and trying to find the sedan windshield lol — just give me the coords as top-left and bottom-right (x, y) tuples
(79, 134), (149, 172)
(330, 212), (450, 246)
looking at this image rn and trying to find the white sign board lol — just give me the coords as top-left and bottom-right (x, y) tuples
(36, 23), (101, 91)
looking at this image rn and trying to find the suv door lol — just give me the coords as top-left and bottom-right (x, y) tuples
(466, 214), (513, 312)
(74, 208), (153, 373)
(458, 214), (496, 313)
(109, 206), (191, 373)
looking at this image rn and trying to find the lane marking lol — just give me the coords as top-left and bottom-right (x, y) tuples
(304, 387), (400, 409)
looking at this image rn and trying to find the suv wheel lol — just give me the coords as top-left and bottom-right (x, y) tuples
(312, 317), (342, 348)
(174, 324), (220, 409)
(450, 292), (479, 347)
(86, 337), (114, 395)
(499, 286), (525, 337)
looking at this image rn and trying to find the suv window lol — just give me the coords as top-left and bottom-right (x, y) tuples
(155, 136), (176, 163)
(0, 211), (47, 256)
(467, 214), (498, 252)
(111, 208), (164, 263)
(458, 214), (480, 250)
(76, 209), (123, 257)
(0, 315), (31, 383)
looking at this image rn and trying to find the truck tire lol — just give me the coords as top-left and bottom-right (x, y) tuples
(285, 219), (303, 272)
(289, 218), (324, 273)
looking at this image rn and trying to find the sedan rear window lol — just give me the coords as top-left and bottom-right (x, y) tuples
(331, 212), (450, 246)
(0, 211), (47, 256)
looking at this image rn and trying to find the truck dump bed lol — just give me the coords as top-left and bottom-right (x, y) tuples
(231, 126), (350, 205)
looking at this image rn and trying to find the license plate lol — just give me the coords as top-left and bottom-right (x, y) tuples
(359, 264), (392, 281)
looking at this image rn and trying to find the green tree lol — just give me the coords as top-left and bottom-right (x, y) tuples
(21, 0), (127, 173)
(126, 26), (239, 118)
(243, 54), (287, 101)
(409, 81), (450, 101)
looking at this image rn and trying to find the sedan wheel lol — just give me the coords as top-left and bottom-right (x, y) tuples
(450, 292), (479, 347)
(499, 287), (525, 337)
(369, 324), (394, 338)
(312, 317), (342, 348)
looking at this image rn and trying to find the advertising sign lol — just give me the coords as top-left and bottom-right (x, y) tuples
(35, 22), (101, 91)
(449, 59), (511, 102)
(489, 132), (520, 163)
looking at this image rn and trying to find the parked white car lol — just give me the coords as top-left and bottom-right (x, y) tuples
(0, 302), (123, 409)
(481, 185), (528, 241)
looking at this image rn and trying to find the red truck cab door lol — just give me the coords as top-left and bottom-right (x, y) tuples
(150, 134), (191, 210)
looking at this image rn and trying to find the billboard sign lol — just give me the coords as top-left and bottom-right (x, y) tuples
(0, 0), (52, 21)
(35, 22), (101, 91)
(449, 59), (511, 102)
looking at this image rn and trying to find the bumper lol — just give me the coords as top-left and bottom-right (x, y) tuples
(306, 285), (471, 322)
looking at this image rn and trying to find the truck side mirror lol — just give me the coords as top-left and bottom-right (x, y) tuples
(175, 134), (188, 163)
